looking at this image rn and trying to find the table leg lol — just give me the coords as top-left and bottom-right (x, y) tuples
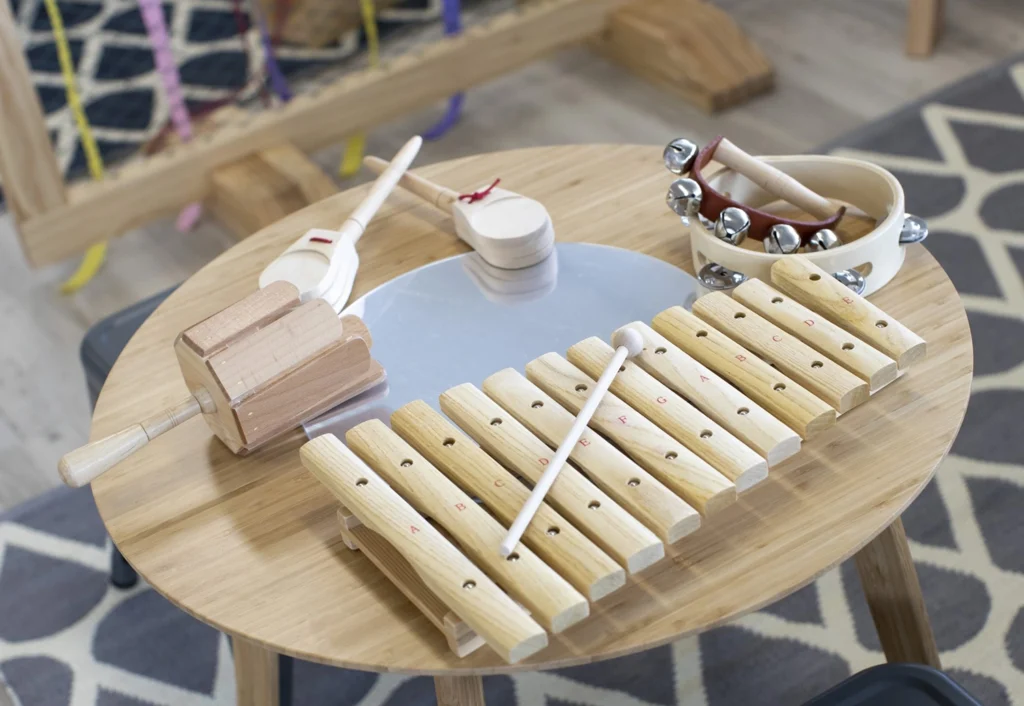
(906, 0), (944, 57)
(234, 638), (281, 706)
(854, 517), (941, 668)
(435, 675), (486, 706)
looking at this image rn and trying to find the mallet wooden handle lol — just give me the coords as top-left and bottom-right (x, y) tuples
(715, 138), (836, 221)
(363, 155), (458, 214)
(58, 394), (202, 487)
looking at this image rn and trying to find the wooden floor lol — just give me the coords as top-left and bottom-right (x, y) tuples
(1, 0), (1023, 512)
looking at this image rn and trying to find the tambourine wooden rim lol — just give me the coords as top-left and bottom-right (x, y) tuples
(690, 154), (906, 297)
(691, 136), (847, 242)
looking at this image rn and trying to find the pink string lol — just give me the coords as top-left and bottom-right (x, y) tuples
(138, 0), (203, 231)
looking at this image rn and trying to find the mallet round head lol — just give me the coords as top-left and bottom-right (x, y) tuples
(666, 178), (703, 219)
(612, 327), (645, 358)
(764, 224), (801, 254)
(663, 138), (700, 175)
(714, 207), (751, 246)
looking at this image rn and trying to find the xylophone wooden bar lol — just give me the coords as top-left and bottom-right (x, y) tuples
(335, 507), (485, 658)
(482, 368), (701, 544)
(526, 353), (737, 514)
(692, 293), (871, 414)
(627, 321), (802, 466)
(732, 279), (899, 392)
(567, 337), (768, 491)
(391, 400), (626, 601)
(652, 307), (837, 438)
(300, 435), (548, 664)
(770, 257), (927, 370)
(345, 420), (590, 634)
(440, 384), (666, 574)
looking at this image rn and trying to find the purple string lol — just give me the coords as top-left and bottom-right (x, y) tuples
(257, 16), (292, 101)
(422, 0), (462, 140)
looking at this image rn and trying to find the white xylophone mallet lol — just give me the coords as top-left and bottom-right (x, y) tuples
(499, 327), (645, 557)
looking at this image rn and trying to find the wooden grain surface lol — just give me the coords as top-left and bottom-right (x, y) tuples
(88, 145), (973, 675)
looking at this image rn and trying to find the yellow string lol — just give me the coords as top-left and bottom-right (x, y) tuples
(339, 0), (378, 178)
(43, 0), (107, 293)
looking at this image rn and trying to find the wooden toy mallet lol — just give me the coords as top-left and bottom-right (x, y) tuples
(58, 283), (385, 488)
(499, 326), (644, 556)
(364, 156), (555, 270)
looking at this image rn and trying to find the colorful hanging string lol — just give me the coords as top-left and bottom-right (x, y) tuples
(137, 0), (203, 232)
(338, 0), (379, 178)
(42, 0), (106, 293)
(248, 0), (292, 102)
(422, 0), (463, 140)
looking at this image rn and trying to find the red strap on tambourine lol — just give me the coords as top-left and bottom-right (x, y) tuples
(690, 136), (846, 242)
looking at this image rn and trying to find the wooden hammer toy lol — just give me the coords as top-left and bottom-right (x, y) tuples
(58, 284), (385, 487)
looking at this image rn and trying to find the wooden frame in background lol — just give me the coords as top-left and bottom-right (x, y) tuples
(0, 0), (773, 267)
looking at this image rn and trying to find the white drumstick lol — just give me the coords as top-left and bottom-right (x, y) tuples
(499, 327), (645, 557)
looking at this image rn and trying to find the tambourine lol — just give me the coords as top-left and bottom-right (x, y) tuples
(664, 137), (929, 297)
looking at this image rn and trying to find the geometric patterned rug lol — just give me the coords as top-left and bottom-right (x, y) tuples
(3, 57), (1024, 706)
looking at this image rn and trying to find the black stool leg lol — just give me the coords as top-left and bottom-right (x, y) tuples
(110, 545), (138, 589)
(279, 654), (294, 706)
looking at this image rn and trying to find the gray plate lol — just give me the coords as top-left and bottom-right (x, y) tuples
(305, 243), (699, 439)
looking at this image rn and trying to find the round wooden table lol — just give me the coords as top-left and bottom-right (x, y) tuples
(90, 145), (973, 706)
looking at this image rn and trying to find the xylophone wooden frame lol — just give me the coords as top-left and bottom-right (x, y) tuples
(0, 0), (773, 267)
(299, 255), (930, 665)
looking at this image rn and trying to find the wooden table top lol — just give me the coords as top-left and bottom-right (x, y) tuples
(90, 145), (973, 676)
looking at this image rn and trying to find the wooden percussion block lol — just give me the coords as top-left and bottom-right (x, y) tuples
(391, 401), (626, 601)
(174, 282), (384, 453)
(345, 420), (590, 634)
(567, 337), (768, 492)
(301, 434), (548, 665)
(335, 508), (485, 658)
(692, 292), (870, 414)
(59, 282), (386, 488)
(627, 321), (801, 466)
(482, 368), (701, 544)
(770, 256), (927, 370)
(525, 353), (737, 514)
(440, 383), (665, 574)
(732, 279), (899, 392)
(652, 306), (836, 439)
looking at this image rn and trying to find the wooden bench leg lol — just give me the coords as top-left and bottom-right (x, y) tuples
(854, 517), (941, 668)
(906, 0), (944, 57)
(234, 638), (281, 706)
(435, 675), (486, 706)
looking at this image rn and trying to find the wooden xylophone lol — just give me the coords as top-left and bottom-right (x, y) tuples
(299, 255), (927, 665)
